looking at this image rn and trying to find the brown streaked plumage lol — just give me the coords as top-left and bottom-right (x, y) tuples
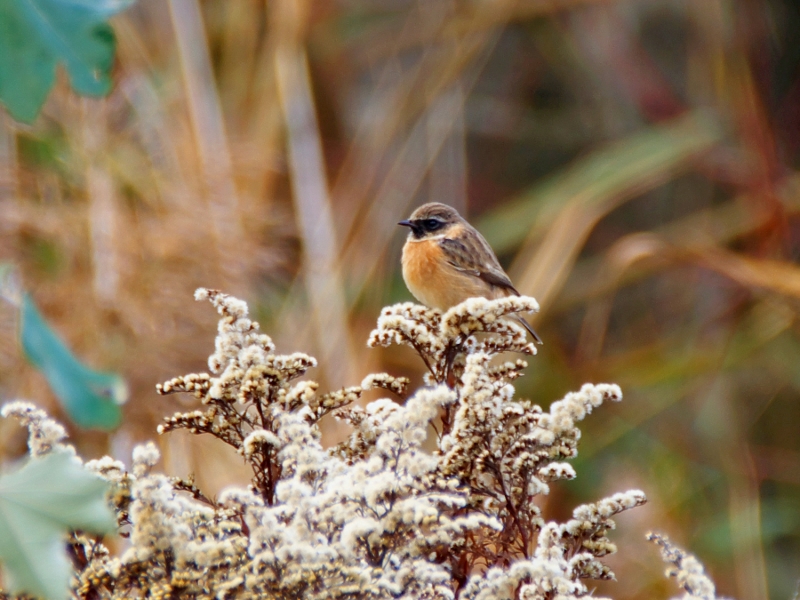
(399, 202), (542, 344)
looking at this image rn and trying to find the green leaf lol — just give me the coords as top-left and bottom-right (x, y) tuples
(0, 0), (134, 123)
(0, 451), (116, 600)
(21, 294), (126, 430)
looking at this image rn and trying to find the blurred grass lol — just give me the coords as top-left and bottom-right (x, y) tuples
(479, 111), (723, 256)
(1, 0), (799, 598)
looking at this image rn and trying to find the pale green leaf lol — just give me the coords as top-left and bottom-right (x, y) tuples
(21, 294), (126, 431)
(0, 0), (134, 123)
(0, 451), (116, 599)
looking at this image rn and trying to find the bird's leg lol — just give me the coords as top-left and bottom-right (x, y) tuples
(439, 335), (465, 436)
(440, 404), (452, 436)
(443, 333), (466, 388)
(439, 383), (461, 436)
(444, 343), (458, 388)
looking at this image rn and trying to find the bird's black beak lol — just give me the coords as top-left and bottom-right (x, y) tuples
(399, 218), (424, 238)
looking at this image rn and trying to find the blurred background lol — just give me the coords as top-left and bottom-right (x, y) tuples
(1, 0), (799, 597)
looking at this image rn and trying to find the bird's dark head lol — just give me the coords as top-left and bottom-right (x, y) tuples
(398, 203), (463, 239)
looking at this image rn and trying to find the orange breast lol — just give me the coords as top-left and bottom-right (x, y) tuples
(401, 239), (493, 309)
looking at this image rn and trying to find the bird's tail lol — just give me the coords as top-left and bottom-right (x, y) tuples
(515, 315), (543, 345)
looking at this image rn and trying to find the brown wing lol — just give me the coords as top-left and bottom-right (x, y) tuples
(439, 234), (519, 294)
(440, 232), (543, 344)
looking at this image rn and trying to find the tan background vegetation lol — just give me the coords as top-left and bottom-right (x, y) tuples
(0, 0), (798, 598)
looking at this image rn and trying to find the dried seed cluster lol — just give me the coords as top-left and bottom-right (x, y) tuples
(0, 290), (725, 599)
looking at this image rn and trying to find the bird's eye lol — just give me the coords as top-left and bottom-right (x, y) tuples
(424, 218), (443, 231)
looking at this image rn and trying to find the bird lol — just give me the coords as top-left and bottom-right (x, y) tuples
(398, 202), (542, 344)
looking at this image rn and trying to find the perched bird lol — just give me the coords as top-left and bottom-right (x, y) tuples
(399, 202), (542, 344)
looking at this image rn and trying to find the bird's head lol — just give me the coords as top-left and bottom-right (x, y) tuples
(398, 203), (463, 240)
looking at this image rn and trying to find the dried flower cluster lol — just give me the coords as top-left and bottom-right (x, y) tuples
(1, 401), (70, 458)
(646, 533), (728, 600)
(1, 290), (726, 599)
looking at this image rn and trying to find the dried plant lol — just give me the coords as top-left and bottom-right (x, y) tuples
(1, 290), (727, 599)
(647, 533), (731, 600)
(2, 3), (797, 593)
